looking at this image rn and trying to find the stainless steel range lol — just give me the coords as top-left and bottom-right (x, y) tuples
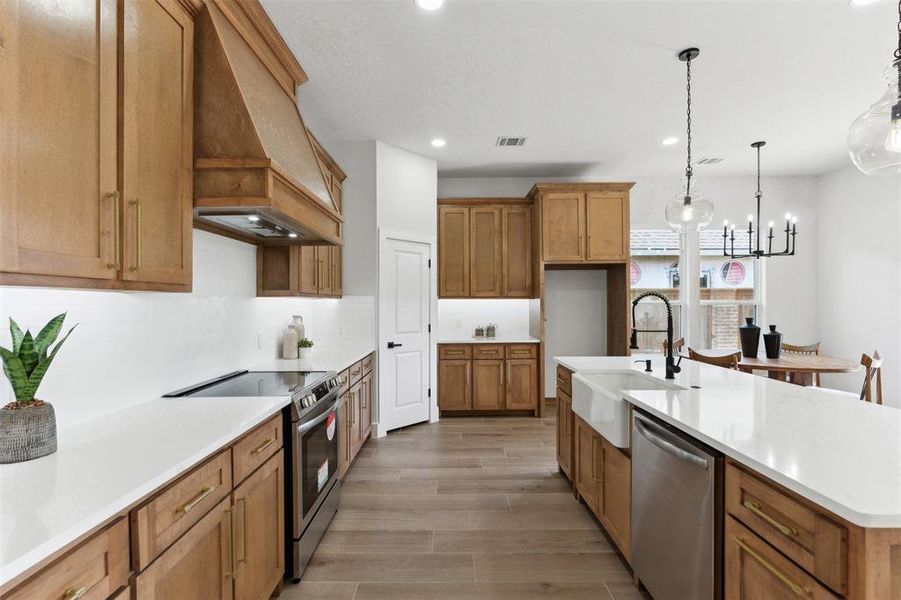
(165, 369), (342, 582)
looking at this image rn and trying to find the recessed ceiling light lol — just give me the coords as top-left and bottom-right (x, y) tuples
(431, 138), (446, 148)
(415, 0), (444, 10)
(661, 137), (679, 146)
(288, 232), (298, 238)
(247, 215), (260, 222)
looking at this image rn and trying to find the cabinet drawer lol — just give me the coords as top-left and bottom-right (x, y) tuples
(5, 519), (129, 600)
(233, 414), (283, 485)
(439, 345), (472, 360)
(506, 344), (537, 359)
(726, 516), (840, 600)
(726, 462), (847, 595)
(337, 368), (350, 395)
(362, 353), (374, 374)
(131, 449), (232, 570)
(556, 365), (572, 396)
(473, 344), (505, 359)
(349, 359), (363, 383)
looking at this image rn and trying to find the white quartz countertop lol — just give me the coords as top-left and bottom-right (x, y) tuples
(0, 394), (291, 588)
(438, 336), (540, 344)
(555, 355), (901, 528)
(254, 345), (374, 373)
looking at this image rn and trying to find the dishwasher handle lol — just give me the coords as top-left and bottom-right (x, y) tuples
(634, 413), (710, 470)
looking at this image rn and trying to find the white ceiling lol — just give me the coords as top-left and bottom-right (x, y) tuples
(262, 0), (897, 178)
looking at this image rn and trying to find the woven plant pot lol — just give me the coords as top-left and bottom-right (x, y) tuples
(0, 401), (57, 464)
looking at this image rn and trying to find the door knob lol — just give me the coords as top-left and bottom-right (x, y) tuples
(387, 342), (403, 349)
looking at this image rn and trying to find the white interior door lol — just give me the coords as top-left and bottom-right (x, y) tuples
(379, 235), (431, 432)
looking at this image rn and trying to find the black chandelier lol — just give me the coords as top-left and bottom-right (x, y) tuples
(722, 142), (797, 259)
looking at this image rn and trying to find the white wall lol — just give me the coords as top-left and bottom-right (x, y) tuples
(0, 231), (375, 428)
(815, 165), (901, 405)
(376, 142), (438, 236)
(438, 175), (820, 344)
(437, 299), (532, 341)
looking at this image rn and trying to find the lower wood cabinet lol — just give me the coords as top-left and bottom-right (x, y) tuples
(556, 389), (573, 480)
(438, 344), (538, 414)
(574, 416), (601, 514)
(134, 497), (235, 600)
(338, 354), (375, 480)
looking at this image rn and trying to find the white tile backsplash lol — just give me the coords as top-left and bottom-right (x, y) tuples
(0, 230), (375, 428)
(437, 299), (532, 340)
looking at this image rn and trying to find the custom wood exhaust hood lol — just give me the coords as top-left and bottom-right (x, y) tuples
(193, 0), (343, 246)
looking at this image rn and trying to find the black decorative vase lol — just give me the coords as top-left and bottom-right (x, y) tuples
(739, 317), (761, 358)
(763, 325), (782, 359)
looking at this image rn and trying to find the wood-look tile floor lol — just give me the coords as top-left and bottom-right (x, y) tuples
(281, 406), (648, 600)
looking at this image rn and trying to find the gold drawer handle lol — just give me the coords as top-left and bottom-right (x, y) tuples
(176, 485), (215, 514)
(64, 587), (88, 600)
(250, 438), (274, 456)
(743, 500), (799, 537)
(732, 535), (810, 597)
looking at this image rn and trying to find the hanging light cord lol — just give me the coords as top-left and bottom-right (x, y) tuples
(755, 145), (762, 202)
(684, 55), (694, 196)
(895, 0), (901, 61)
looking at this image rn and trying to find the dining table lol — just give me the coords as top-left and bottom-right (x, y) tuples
(680, 349), (861, 387)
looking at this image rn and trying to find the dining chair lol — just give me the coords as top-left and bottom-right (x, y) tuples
(662, 337), (685, 356)
(859, 351), (884, 405)
(782, 341), (822, 386)
(688, 348), (741, 370)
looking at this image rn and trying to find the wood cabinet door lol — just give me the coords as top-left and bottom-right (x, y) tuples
(349, 382), (362, 456)
(470, 207), (502, 297)
(122, 0), (193, 286)
(298, 246), (318, 295)
(0, 0), (118, 280)
(233, 451), (284, 600)
(502, 206), (532, 297)
(505, 359), (537, 411)
(331, 246), (343, 297)
(438, 206), (470, 297)
(601, 439), (631, 560)
(541, 193), (585, 262)
(316, 246), (332, 295)
(438, 360), (471, 411)
(360, 372), (372, 440)
(585, 192), (628, 261)
(557, 390), (573, 479)
(574, 418), (600, 516)
(726, 517), (839, 600)
(337, 393), (350, 479)
(472, 360), (505, 410)
(134, 497), (233, 600)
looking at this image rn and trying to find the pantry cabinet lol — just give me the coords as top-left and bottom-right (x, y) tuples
(0, 0), (194, 291)
(438, 201), (533, 298)
(438, 344), (539, 414)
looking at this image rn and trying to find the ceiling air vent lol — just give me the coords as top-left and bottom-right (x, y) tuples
(696, 157), (724, 165)
(496, 136), (527, 147)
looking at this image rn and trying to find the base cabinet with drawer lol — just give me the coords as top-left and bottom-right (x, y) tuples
(437, 343), (539, 415)
(338, 352), (376, 479)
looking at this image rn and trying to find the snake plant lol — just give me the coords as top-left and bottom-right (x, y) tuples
(0, 313), (76, 405)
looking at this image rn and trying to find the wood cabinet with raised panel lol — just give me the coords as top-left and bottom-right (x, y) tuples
(556, 389), (573, 480)
(541, 192), (585, 262)
(472, 359), (505, 410)
(439, 343), (538, 415)
(438, 359), (472, 411)
(574, 416), (601, 516)
(438, 201), (532, 298)
(0, 0), (194, 292)
(505, 358), (538, 410)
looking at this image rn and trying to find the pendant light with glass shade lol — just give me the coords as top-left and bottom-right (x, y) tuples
(665, 48), (715, 232)
(847, 0), (901, 175)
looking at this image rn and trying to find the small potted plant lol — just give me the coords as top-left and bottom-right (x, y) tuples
(298, 338), (314, 361)
(0, 313), (76, 464)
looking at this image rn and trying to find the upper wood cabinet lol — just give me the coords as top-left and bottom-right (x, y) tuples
(529, 183), (633, 264)
(438, 205), (471, 297)
(257, 244), (343, 298)
(438, 201), (533, 298)
(0, 0), (195, 292)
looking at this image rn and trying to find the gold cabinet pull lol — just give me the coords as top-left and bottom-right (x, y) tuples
(732, 535), (810, 597)
(105, 191), (120, 270)
(250, 438), (274, 456)
(176, 485), (215, 514)
(225, 505), (234, 578)
(63, 586), (88, 600)
(236, 497), (248, 564)
(129, 199), (141, 271)
(743, 500), (799, 537)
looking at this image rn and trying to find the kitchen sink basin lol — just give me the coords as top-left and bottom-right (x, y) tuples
(571, 371), (685, 448)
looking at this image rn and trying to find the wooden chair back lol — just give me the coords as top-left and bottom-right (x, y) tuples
(859, 351), (884, 405)
(783, 342), (821, 386)
(662, 337), (685, 356)
(688, 348), (741, 370)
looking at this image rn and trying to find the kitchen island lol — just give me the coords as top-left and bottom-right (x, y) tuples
(555, 354), (901, 600)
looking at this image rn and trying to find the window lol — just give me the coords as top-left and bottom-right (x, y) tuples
(630, 230), (682, 353)
(698, 232), (758, 350)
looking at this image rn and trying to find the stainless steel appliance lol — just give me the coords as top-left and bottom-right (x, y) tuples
(165, 369), (341, 582)
(631, 409), (723, 600)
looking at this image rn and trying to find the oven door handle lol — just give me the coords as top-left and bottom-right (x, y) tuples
(296, 400), (338, 435)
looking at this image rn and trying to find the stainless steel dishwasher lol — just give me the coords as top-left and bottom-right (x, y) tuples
(631, 409), (723, 600)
